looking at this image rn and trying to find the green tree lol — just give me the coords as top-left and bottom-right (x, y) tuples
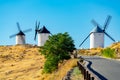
(41, 32), (75, 73)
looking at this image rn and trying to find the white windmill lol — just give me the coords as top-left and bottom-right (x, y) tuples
(79, 15), (115, 48)
(34, 21), (51, 46)
(10, 22), (32, 45)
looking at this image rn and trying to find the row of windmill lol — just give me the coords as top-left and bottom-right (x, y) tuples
(9, 15), (115, 48)
(9, 21), (51, 46)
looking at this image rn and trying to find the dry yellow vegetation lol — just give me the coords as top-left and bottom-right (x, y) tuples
(43, 59), (78, 80)
(108, 42), (120, 58)
(78, 42), (120, 58)
(0, 44), (78, 80)
(0, 45), (45, 80)
(109, 42), (120, 50)
(78, 47), (103, 56)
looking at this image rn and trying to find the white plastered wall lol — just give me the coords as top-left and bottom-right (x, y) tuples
(16, 35), (25, 44)
(90, 33), (104, 48)
(38, 33), (49, 46)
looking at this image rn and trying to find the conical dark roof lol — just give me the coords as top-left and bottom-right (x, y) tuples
(38, 26), (50, 33)
(17, 31), (25, 35)
(91, 26), (103, 33)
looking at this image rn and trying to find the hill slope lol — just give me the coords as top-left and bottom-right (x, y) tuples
(0, 45), (45, 80)
(0, 45), (78, 80)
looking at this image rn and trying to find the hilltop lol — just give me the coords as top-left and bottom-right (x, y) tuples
(0, 44), (77, 80)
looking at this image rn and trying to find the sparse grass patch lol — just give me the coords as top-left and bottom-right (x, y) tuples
(71, 67), (83, 80)
(72, 67), (81, 75)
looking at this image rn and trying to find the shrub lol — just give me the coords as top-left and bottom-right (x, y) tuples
(101, 48), (116, 58)
(40, 32), (75, 73)
(43, 55), (59, 73)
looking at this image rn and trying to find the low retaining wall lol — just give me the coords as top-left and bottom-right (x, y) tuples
(77, 57), (100, 80)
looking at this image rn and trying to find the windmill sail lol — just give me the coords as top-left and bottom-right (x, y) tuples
(10, 22), (32, 38)
(103, 15), (112, 31)
(103, 15), (115, 42)
(23, 29), (32, 33)
(9, 34), (17, 38)
(79, 33), (91, 47)
(104, 32), (115, 42)
(17, 22), (21, 31)
(91, 19), (102, 28)
(34, 21), (40, 40)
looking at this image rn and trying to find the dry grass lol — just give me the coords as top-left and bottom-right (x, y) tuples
(41, 59), (78, 80)
(78, 47), (103, 56)
(0, 45), (45, 80)
(0, 44), (79, 80)
(109, 42), (120, 49)
(108, 42), (120, 58)
(78, 42), (120, 59)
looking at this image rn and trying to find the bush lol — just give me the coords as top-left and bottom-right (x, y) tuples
(101, 48), (116, 58)
(43, 55), (59, 73)
(40, 32), (75, 73)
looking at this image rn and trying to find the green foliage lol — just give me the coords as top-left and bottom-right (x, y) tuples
(43, 55), (59, 73)
(40, 32), (75, 73)
(101, 48), (116, 58)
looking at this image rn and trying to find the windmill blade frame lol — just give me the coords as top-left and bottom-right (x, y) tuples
(34, 21), (40, 40)
(34, 21), (38, 40)
(103, 15), (112, 31)
(79, 33), (92, 47)
(16, 22), (21, 31)
(9, 34), (17, 38)
(38, 21), (40, 29)
(23, 28), (32, 33)
(91, 19), (102, 28)
(104, 32), (115, 42)
(34, 31), (37, 40)
(35, 21), (40, 30)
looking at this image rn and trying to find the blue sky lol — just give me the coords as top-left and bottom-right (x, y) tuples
(0, 0), (120, 48)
